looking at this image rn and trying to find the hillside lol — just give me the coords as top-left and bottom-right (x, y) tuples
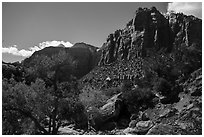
(81, 7), (202, 90)
(78, 7), (202, 135)
(22, 42), (100, 80)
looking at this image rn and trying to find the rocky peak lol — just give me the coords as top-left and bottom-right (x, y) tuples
(167, 12), (202, 48)
(98, 7), (201, 66)
(98, 7), (173, 66)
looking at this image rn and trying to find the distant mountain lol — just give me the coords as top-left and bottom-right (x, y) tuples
(22, 42), (100, 80)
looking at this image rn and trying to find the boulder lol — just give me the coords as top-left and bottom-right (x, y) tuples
(134, 120), (154, 134)
(123, 127), (138, 135)
(88, 93), (124, 130)
(124, 120), (154, 135)
(147, 124), (177, 135)
(58, 126), (83, 135)
(130, 113), (138, 120)
(129, 120), (137, 128)
(159, 108), (177, 118)
(140, 112), (150, 121)
(111, 129), (126, 135)
(99, 93), (123, 121)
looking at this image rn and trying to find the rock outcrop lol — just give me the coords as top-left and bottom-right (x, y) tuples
(87, 93), (130, 130)
(79, 7), (202, 135)
(98, 7), (173, 66)
(98, 7), (201, 66)
(183, 68), (202, 96)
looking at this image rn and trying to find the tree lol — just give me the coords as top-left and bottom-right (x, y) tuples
(79, 85), (108, 109)
(3, 50), (82, 134)
(3, 78), (51, 134)
(27, 50), (78, 134)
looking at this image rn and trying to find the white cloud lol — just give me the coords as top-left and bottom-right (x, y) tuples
(2, 40), (73, 57)
(2, 45), (33, 57)
(167, 2), (202, 18)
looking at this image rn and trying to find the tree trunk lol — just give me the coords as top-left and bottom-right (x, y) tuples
(48, 115), (52, 134)
(51, 101), (58, 134)
(52, 80), (59, 135)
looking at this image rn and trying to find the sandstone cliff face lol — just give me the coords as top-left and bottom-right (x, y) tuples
(168, 12), (202, 48)
(98, 7), (202, 66)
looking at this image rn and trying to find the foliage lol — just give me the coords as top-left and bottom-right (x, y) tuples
(2, 78), (50, 134)
(79, 85), (108, 109)
(122, 87), (155, 112)
(3, 50), (83, 135)
(2, 77), (84, 134)
(103, 86), (122, 97)
(121, 80), (133, 92)
(24, 50), (77, 85)
(126, 19), (133, 27)
(153, 78), (172, 96)
(146, 41), (202, 84)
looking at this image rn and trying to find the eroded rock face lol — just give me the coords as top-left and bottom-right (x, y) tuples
(98, 7), (201, 66)
(168, 12), (202, 48)
(183, 68), (202, 96)
(99, 7), (174, 65)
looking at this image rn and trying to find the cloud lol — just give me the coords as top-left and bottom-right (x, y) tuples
(2, 40), (73, 57)
(2, 45), (33, 57)
(167, 2), (202, 18)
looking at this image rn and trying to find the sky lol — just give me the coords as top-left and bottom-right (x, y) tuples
(2, 2), (202, 63)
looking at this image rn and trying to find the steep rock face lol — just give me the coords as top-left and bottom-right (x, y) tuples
(81, 7), (202, 92)
(98, 7), (174, 66)
(169, 12), (202, 48)
(183, 68), (202, 96)
(98, 7), (202, 66)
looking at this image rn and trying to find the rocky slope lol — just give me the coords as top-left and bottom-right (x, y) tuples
(79, 7), (202, 135)
(81, 7), (201, 90)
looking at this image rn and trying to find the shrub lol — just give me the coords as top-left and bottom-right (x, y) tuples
(121, 80), (133, 92)
(122, 87), (155, 112)
(103, 86), (121, 97)
(153, 78), (172, 96)
(79, 86), (108, 109)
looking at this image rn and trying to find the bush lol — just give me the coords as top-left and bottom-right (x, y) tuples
(122, 87), (155, 112)
(153, 78), (172, 96)
(79, 86), (108, 109)
(103, 86), (121, 97)
(121, 80), (133, 92)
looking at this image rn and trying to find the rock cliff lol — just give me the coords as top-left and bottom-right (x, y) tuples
(98, 7), (201, 66)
